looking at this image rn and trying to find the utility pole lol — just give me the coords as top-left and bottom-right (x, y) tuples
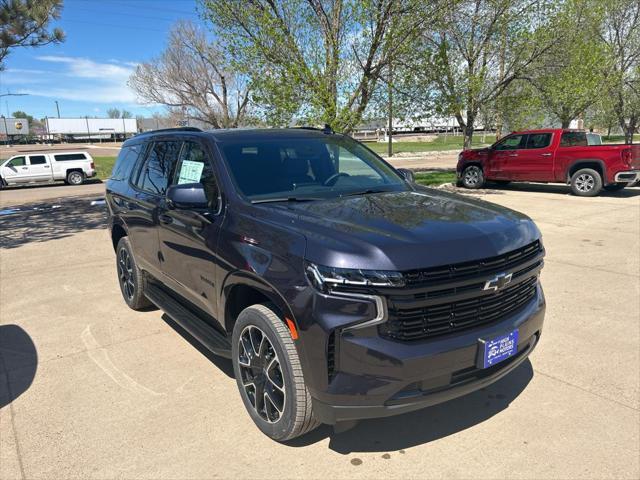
(55, 101), (60, 118)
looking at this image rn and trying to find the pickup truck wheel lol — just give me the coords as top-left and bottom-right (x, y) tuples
(115, 237), (152, 310)
(461, 165), (485, 189)
(232, 304), (319, 441)
(570, 168), (602, 197)
(603, 182), (627, 192)
(67, 171), (85, 185)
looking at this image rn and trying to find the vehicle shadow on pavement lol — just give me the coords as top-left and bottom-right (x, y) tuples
(290, 360), (534, 453)
(0, 179), (103, 191)
(0, 325), (38, 409)
(0, 196), (107, 249)
(482, 183), (640, 197)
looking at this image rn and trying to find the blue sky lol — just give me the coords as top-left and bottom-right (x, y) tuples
(0, 0), (204, 120)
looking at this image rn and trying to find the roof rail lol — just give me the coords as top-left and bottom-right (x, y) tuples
(294, 124), (334, 134)
(145, 127), (203, 134)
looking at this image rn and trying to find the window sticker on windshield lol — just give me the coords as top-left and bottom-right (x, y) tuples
(177, 160), (204, 184)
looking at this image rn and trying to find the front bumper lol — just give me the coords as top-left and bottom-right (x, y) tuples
(614, 170), (640, 183)
(308, 284), (545, 424)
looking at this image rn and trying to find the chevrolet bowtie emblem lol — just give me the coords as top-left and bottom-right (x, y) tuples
(483, 272), (513, 291)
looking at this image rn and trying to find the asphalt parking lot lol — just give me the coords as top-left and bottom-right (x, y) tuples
(1, 183), (639, 479)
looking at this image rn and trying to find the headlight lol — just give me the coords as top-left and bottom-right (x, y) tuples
(305, 262), (405, 291)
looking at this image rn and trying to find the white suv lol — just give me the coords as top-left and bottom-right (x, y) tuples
(0, 151), (96, 187)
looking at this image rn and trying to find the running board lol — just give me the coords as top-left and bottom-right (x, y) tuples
(145, 282), (232, 358)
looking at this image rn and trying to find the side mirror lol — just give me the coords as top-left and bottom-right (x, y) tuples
(166, 183), (208, 209)
(397, 168), (415, 183)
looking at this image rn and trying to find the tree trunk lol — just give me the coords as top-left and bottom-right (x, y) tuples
(462, 111), (476, 150)
(561, 119), (571, 129)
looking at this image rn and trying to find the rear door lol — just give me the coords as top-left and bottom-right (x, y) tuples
(157, 139), (224, 317)
(487, 134), (528, 179)
(126, 139), (181, 276)
(509, 132), (555, 181)
(26, 154), (52, 182)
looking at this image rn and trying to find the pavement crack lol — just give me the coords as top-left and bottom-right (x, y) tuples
(534, 369), (639, 412)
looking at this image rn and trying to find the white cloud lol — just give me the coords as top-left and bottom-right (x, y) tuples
(16, 55), (140, 104)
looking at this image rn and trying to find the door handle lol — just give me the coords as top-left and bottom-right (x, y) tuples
(540, 153), (552, 157)
(44, 165), (50, 168)
(508, 154), (518, 157)
(21, 167), (28, 170)
(159, 214), (173, 225)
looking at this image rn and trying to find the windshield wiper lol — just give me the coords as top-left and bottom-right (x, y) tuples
(251, 196), (323, 204)
(341, 188), (389, 197)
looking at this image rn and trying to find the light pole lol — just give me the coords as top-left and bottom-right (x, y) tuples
(55, 100), (61, 118)
(0, 93), (28, 146)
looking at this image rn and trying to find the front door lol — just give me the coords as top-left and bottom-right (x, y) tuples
(2, 156), (29, 183)
(158, 139), (224, 318)
(488, 134), (528, 179)
(126, 140), (181, 277)
(27, 155), (52, 182)
(510, 132), (555, 182)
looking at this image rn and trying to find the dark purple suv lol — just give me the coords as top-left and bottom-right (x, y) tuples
(106, 127), (545, 441)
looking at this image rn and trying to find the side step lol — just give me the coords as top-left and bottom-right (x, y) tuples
(145, 282), (232, 358)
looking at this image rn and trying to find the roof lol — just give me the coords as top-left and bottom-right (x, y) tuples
(126, 127), (336, 146)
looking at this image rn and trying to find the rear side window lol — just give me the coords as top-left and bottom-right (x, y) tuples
(136, 141), (181, 195)
(29, 155), (47, 165)
(494, 134), (527, 151)
(560, 132), (587, 147)
(54, 153), (87, 161)
(526, 133), (552, 149)
(111, 144), (144, 181)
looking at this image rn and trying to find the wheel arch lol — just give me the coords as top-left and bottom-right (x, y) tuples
(221, 271), (296, 335)
(566, 159), (607, 184)
(110, 219), (128, 251)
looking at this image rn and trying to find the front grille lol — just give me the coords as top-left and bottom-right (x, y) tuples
(379, 241), (544, 342)
(403, 240), (542, 287)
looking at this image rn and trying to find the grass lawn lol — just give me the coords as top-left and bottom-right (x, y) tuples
(93, 156), (116, 180)
(602, 134), (640, 143)
(413, 171), (457, 186)
(366, 134), (496, 155)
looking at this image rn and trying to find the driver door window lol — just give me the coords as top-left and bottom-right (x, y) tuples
(494, 135), (527, 151)
(172, 141), (219, 211)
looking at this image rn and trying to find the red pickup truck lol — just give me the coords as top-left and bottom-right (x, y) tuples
(456, 129), (640, 196)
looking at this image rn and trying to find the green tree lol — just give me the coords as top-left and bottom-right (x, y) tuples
(408, 0), (560, 149)
(526, 0), (608, 128)
(201, 0), (435, 132)
(120, 109), (132, 119)
(600, 0), (640, 144)
(11, 109), (33, 123)
(0, 0), (64, 69)
(106, 108), (121, 119)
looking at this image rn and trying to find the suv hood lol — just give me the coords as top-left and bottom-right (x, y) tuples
(255, 188), (540, 271)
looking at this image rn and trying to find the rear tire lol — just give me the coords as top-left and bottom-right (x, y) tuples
(115, 237), (152, 310)
(232, 304), (319, 441)
(603, 182), (627, 192)
(461, 165), (485, 189)
(570, 168), (602, 197)
(67, 170), (85, 185)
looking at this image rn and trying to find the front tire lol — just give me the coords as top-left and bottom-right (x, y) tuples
(232, 304), (319, 441)
(461, 165), (485, 189)
(570, 168), (602, 197)
(115, 237), (152, 310)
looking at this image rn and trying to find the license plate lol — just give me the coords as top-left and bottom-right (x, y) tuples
(482, 329), (519, 368)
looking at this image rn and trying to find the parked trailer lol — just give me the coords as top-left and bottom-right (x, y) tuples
(44, 118), (137, 141)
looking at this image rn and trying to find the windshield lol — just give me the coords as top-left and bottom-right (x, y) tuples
(218, 135), (407, 202)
